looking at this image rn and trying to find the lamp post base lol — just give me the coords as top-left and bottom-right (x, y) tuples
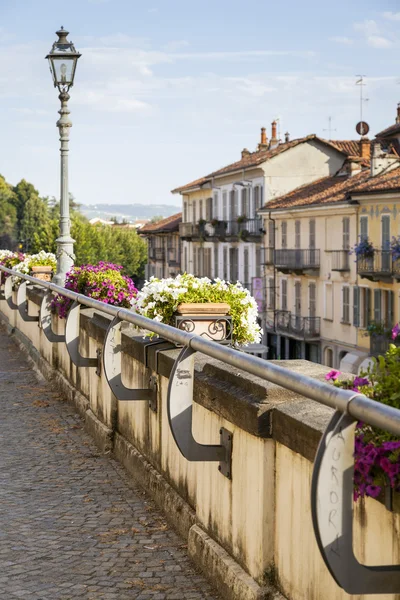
(53, 235), (75, 287)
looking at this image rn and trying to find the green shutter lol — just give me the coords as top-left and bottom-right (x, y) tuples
(387, 290), (394, 327)
(374, 289), (382, 323)
(353, 286), (360, 327)
(365, 288), (371, 326)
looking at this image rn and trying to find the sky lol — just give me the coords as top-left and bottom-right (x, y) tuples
(1, 0), (400, 208)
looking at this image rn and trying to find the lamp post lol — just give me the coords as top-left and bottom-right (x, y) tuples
(46, 27), (81, 286)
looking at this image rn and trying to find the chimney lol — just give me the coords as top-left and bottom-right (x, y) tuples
(360, 137), (371, 161)
(285, 132), (290, 143)
(258, 127), (269, 151)
(241, 148), (251, 159)
(396, 103), (400, 124)
(271, 120), (278, 142)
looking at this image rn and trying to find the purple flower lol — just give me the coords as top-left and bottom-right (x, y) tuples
(325, 369), (340, 381)
(382, 440), (400, 451)
(366, 485), (382, 498)
(353, 377), (369, 388)
(392, 324), (400, 340)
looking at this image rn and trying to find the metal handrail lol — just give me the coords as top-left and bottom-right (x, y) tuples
(2, 264), (400, 436)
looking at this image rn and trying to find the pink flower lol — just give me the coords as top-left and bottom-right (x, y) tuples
(325, 370), (340, 381)
(392, 323), (400, 340)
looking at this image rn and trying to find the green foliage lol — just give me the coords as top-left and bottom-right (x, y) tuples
(0, 175), (17, 242)
(363, 345), (400, 410)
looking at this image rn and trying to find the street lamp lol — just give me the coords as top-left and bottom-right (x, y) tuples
(46, 27), (81, 286)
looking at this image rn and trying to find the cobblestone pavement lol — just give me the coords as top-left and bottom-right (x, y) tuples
(0, 332), (219, 600)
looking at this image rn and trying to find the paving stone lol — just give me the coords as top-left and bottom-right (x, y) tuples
(0, 331), (219, 599)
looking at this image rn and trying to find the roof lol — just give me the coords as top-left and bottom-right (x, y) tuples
(140, 212), (182, 234)
(375, 123), (400, 139)
(349, 167), (400, 195)
(261, 170), (370, 211)
(171, 134), (361, 194)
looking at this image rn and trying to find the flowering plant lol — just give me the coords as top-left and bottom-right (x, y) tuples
(51, 262), (138, 318)
(0, 251), (26, 278)
(12, 251), (56, 285)
(391, 236), (400, 261)
(353, 237), (375, 258)
(325, 340), (400, 501)
(134, 273), (262, 345)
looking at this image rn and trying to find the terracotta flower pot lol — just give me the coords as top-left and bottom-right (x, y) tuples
(30, 265), (53, 282)
(175, 303), (232, 343)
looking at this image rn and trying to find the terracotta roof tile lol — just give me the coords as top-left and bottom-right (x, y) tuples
(140, 212), (182, 233)
(262, 170), (370, 211)
(172, 134), (363, 194)
(375, 123), (400, 138)
(349, 167), (400, 194)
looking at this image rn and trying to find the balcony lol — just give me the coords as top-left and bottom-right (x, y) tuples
(275, 310), (320, 340)
(180, 218), (263, 242)
(261, 247), (274, 265)
(357, 250), (393, 282)
(274, 249), (320, 274)
(330, 250), (350, 272)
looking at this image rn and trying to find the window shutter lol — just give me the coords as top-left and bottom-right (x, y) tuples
(343, 217), (350, 249)
(309, 220), (316, 249)
(365, 288), (371, 327)
(254, 187), (259, 212)
(244, 248), (249, 286)
(282, 222), (287, 249)
(281, 280), (287, 310)
(353, 286), (360, 327)
(255, 247), (261, 277)
(360, 217), (368, 241)
(213, 193), (218, 220)
(222, 192), (227, 220)
(295, 221), (301, 249)
(309, 283), (316, 318)
(193, 248), (197, 275)
(223, 247), (228, 280)
(374, 289), (382, 323)
(387, 290), (394, 326)
(241, 188), (248, 217)
(192, 202), (196, 224)
(268, 221), (275, 247)
(206, 198), (213, 221)
(382, 216), (390, 250)
(214, 246), (219, 279)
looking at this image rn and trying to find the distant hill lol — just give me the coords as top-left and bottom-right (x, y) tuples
(80, 203), (181, 223)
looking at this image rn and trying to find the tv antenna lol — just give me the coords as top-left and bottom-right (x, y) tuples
(356, 75), (369, 126)
(323, 116), (337, 140)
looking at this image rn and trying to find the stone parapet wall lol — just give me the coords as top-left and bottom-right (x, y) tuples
(1, 286), (399, 600)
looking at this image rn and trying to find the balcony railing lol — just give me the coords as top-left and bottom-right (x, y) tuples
(180, 218), (263, 241)
(167, 247), (179, 266)
(275, 310), (320, 340)
(261, 247), (274, 265)
(274, 249), (320, 272)
(330, 250), (350, 271)
(357, 250), (393, 280)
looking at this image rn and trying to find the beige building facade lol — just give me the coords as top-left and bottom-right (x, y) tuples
(141, 213), (182, 280)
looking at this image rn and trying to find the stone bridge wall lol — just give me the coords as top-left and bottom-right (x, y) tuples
(1, 288), (399, 600)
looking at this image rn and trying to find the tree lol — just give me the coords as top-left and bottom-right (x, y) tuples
(12, 179), (40, 239)
(20, 195), (53, 253)
(0, 175), (17, 246)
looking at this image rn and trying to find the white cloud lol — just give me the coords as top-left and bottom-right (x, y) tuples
(163, 40), (189, 52)
(354, 19), (380, 36)
(367, 35), (393, 49)
(329, 36), (354, 45)
(383, 11), (400, 21)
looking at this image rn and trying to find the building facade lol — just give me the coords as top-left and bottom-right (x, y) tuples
(140, 213), (182, 280)
(172, 124), (356, 338)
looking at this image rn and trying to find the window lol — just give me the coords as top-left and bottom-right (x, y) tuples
(197, 247), (204, 276)
(324, 283), (333, 320)
(241, 188), (248, 217)
(385, 290), (394, 327)
(325, 348), (334, 368)
(193, 247), (197, 275)
(212, 193), (218, 220)
(342, 286), (350, 323)
(309, 283), (316, 318)
(382, 215), (391, 271)
(244, 248), (249, 286)
(267, 278), (274, 309)
(268, 221), (275, 248)
(214, 246), (219, 279)
(353, 286), (360, 327)
(309, 220), (316, 249)
(360, 216), (368, 241)
(360, 287), (371, 328)
(343, 217), (350, 250)
(184, 247), (188, 272)
(295, 221), (301, 249)
(192, 202), (197, 224)
(223, 247), (228, 280)
(281, 279), (287, 310)
(199, 199), (204, 221)
(281, 222), (287, 249)
(222, 192), (228, 221)
(183, 201), (188, 223)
